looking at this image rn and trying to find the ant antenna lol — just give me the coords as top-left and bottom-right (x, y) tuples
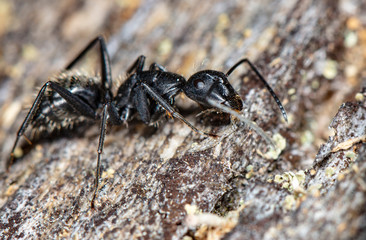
(226, 59), (288, 122)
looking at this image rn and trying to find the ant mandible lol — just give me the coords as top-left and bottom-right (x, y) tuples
(7, 36), (287, 208)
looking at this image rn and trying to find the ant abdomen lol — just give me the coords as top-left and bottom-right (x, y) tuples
(28, 72), (101, 139)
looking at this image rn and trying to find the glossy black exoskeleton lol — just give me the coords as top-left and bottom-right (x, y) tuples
(8, 36), (287, 208)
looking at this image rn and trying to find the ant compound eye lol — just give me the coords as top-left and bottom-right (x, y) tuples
(193, 79), (205, 89)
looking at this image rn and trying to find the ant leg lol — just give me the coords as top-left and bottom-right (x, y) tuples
(140, 83), (217, 137)
(149, 63), (167, 72)
(127, 55), (146, 75)
(133, 85), (151, 124)
(226, 58), (288, 122)
(47, 82), (98, 118)
(65, 35), (113, 101)
(7, 81), (98, 170)
(91, 102), (122, 208)
(91, 104), (108, 209)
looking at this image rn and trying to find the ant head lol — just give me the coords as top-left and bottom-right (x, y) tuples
(184, 70), (243, 111)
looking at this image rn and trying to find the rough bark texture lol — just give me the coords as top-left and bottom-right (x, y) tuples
(0, 0), (365, 239)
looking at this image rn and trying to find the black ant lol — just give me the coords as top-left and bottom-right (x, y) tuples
(7, 36), (287, 208)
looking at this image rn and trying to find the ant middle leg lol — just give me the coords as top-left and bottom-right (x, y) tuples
(127, 56), (167, 74)
(91, 102), (123, 208)
(149, 63), (167, 72)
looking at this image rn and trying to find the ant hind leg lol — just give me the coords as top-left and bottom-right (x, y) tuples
(65, 35), (113, 100)
(7, 81), (98, 170)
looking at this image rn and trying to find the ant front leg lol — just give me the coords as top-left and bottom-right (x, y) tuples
(7, 81), (98, 170)
(140, 83), (217, 137)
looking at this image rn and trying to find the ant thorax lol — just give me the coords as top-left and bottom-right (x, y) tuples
(114, 70), (185, 124)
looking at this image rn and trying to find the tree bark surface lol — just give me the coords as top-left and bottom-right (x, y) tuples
(0, 0), (365, 239)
